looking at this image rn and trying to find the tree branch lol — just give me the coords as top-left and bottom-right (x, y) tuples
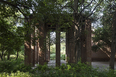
(0, 0), (30, 19)
(79, 0), (94, 15)
(86, 0), (103, 19)
(0, 0), (29, 9)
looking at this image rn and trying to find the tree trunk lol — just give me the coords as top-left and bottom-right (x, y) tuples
(110, 10), (116, 70)
(74, 0), (82, 63)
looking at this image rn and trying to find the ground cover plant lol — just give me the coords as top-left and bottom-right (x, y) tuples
(34, 61), (116, 77)
(0, 57), (116, 77)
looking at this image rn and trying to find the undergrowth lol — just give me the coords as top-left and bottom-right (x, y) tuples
(0, 60), (116, 77)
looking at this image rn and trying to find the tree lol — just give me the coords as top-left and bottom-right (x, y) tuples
(110, 10), (116, 70)
(0, 0), (70, 65)
(92, 26), (112, 52)
(0, 0), (104, 65)
(0, 19), (24, 60)
(92, 0), (116, 69)
(58, 0), (104, 64)
(0, 1), (25, 60)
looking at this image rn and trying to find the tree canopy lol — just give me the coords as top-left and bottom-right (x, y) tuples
(1, 0), (116, 68)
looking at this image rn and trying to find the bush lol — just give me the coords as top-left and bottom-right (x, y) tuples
(0, 60), (116, 77)
(14, 63), (33, 72)
(0, 61), (16, 73)
(0, 60), (34, 73)
(0, 71), (32, 77)
(34, 61), (116, 77)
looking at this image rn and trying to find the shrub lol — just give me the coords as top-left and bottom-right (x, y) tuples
(0, 60), (34, 73)
(14, 63), (33, 72)
(0, 61), (15, 73)
(0, 71), (32, 77)
(1, 59), (116, 77)
(34, 61), (116, 77)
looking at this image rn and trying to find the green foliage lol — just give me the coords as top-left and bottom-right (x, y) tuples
(0, 59), (33, 73)
(0, 71), (32, 77)
(50, 54), (65, 60)
(0, 59), (116, 77)
(0, 18), (24, 60)
(36, 64), (50, 72)
(35, 61), (116, 77)
(14, 63), (33, 73)
(92, 26), (112, 52)
(92, 0), (116, 52)
(50, 32), (66, 60)
(50, 54), (56, 60)
(0, 61), (15, 73)
(61, 54), (65, 60)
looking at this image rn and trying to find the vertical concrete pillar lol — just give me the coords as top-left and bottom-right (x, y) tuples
(37, 29), (39, 63)
(24, 40), (32, 66)
(86, 20), (91, 65)
(48, 35), (50, 61)
(25, 25), (33, 66)
(56, 26), (60, 66)
(35, 42), (38, 63)
(31, 26), (36, 67)
(66, 31), (69, 62)
(35, 27), (38, 64)
(46, 32), (50, 62)
(24, 31), (32, 66)
(68, 27), (75, 63)
(38, 23), (46, 65)
(37, 38), (39, 63)
(81, 24), (86, 63)
(44, 30), (47, 63)
(67, 29), (71, 63)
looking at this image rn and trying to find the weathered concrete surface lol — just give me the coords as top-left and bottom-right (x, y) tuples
(92, 62), (116, 71)
(33, 60), (116, 71)
(47, 60), (67, 67)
